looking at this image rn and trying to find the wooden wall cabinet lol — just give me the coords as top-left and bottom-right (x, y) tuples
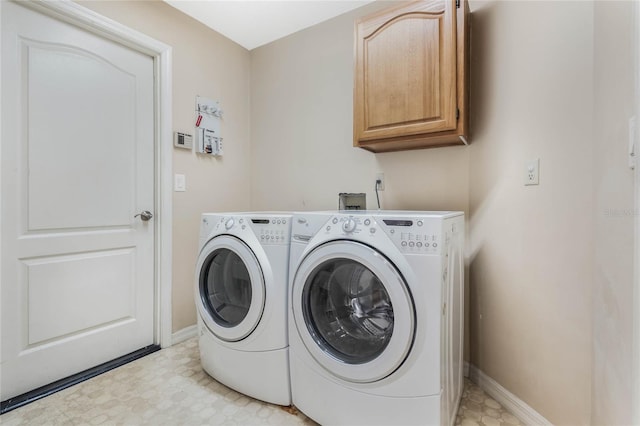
(353, 0), (470, 153)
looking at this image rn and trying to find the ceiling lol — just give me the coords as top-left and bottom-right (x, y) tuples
(163, 0), (375, 51)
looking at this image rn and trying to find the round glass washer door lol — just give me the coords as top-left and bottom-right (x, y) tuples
(196, 235), (265, 342)
(292, 240), (415, 383)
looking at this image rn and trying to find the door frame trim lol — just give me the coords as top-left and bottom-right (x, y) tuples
(634, 1), (640, 422)
(8, 0), (174, 348)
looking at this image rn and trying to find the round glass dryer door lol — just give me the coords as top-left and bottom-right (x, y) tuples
(292, 241), (415, 383)
(304, 259), (393, 363)
(196, 235), (265, 342)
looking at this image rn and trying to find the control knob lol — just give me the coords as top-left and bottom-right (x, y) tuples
(342, 218), (357, 233)
(225, 218), (235, 230)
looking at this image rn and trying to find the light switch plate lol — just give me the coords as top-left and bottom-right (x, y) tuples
(174, 174), (186, 192)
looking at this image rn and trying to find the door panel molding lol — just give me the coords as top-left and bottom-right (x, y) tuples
(23, 247), (136, 345)
(25, 40), (137, 231)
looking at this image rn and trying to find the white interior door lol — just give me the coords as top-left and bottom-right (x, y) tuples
(1, 1), (155, 400)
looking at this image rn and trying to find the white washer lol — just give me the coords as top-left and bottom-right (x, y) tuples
(288, 211), (464, 425)
(195, 212), (292, 405)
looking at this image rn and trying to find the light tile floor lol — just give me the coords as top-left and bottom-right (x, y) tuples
(1, 338), (522, 426)
(454, 381), (523, 426)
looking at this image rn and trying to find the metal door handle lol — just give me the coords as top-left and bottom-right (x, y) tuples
(135, 210), (153, 221)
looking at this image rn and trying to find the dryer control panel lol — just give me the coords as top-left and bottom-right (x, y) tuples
(323, 214), (443, 255)
(376, 217), (442, 255)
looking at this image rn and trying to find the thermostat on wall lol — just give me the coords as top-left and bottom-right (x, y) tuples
(174, 132), (193, 150)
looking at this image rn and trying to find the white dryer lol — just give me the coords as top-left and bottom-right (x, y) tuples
(195, 212), (292, 406)
(288, 211), (464, 425)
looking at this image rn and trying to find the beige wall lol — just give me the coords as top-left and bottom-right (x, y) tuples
(79, 0), (252, 332)
(468, 1), (594, 424)
(592, 2), (636, 425)
(249, 1), (469, 214)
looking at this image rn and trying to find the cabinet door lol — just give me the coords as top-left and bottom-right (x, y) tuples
(354, 0), (457, 144)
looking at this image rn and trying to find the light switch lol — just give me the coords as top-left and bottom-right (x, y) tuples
(174, 174), (186, 192)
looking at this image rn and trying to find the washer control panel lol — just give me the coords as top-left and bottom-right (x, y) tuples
(323, 214), (442, 254)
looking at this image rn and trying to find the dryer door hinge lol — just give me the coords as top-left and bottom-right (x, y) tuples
(456, 0), (460, 8)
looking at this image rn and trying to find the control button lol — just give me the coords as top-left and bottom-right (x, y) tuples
(241, 225), (246, 230)
(390, 229), (395, 234)
(425, 243), (430, 247)
(277, 219), (281, 224)
(417, 242), (423, 247)
(342, 218), (357, 233)
(417, 220), (423, 227)
(332, 218), (338, 224)
(225, 219), (235, 229)
(282, 219), (287, 224)
(401, 241), (408, 247)
(326, 226), (331, 231)
(370, 228), (376, 234)
(261, 235), (265, 240)
(239, 218), (244, 224)
(433, 243), (438, 248)
(409, 242), (415, 247)
(364, 219), (371, 226)
(272, 220), (276, 224)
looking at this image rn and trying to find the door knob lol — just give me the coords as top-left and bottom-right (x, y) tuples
(135, 210), (153, 221)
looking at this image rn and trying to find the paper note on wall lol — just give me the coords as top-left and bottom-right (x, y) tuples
(195, 96), (223, 156)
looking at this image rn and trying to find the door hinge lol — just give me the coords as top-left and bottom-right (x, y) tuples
(456, 0), (460, 8)
(456, 108), (460, 121)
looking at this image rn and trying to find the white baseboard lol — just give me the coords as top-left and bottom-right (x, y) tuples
(467, 363), (552, 426)
(171, 324), (198, 345)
